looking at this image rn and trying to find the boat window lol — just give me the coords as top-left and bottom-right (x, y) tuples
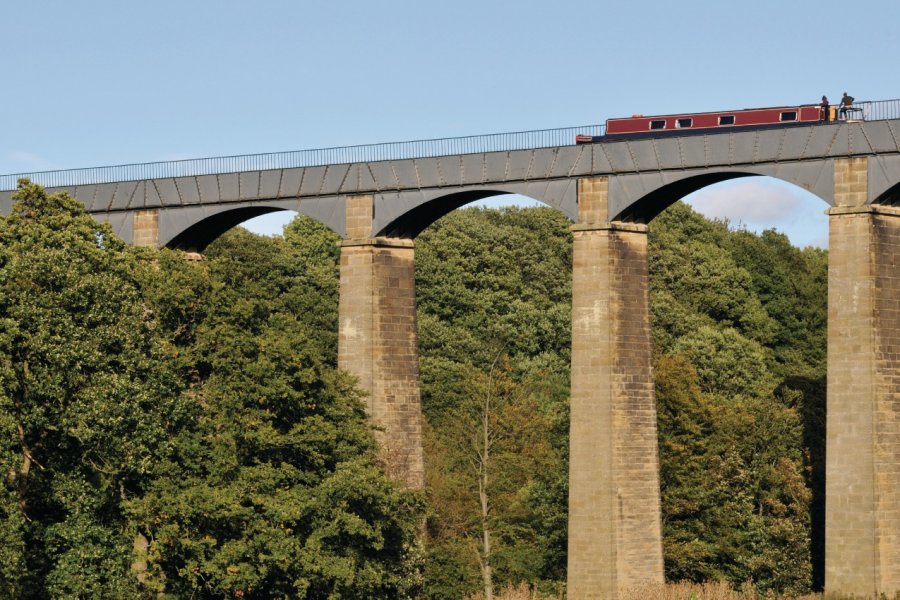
(649, 120), (666, 130)
(780, 111), (798, 121)
(676, 118), (693, 128)
(719, 115), (735, 125)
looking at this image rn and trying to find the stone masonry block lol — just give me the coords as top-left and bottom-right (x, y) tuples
(338, 238), (423, 490)
(577, 176), (609, 225)
(132, 210), (159, 248)
(826, 202), (900, 597)
(568, 219), (663, 600)
(834, 158), (868, 207)
(345, 194), (374, 239)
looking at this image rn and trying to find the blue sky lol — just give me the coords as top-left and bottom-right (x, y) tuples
(3, 0), (898, 247)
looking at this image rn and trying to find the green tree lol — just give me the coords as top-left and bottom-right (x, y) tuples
(423, 356), (558, 599)
(0, 180), (186, 597)
(129, 228), (422, 598)
(415, 207), (572, 597)
(414, 202), (825, 594)
(723, 229), (828, 586)
(415, 207), (572, 375)
(650, 202), (818, 594)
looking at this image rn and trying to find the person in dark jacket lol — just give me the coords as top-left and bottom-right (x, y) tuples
(839, 92), (855, 119)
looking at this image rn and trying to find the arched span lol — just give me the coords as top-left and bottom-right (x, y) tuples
(159, 196), (346, 251)
(165, 206), (288, 251)
(874, 180), (900, 206)
(610, 167), (832, 223)
(614, 172), (754, 223)
(377, 190), (510, 238)
(372, 180), (578, 238)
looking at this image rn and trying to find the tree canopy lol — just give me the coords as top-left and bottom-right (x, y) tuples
(0, 186), (421, 598)
(0, 186), (828, 597)
(416, 203), (826, 597)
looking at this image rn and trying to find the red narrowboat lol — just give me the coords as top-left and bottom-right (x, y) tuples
(607, 105), (822, 135)
(576, 103), (828, 143)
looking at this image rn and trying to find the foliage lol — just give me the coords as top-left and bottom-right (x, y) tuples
(417, 202), (826, 596)
(426, 356), (556, 594)
(128, 224), (421, 598)
(650, 203), (823, 595)
(0, 190), (419, 598)
(0, 184), (830, 597)
(0, 180), (185, 597)
(206, 223), (341, 366)
(416, 207), (571, 598)
(415, 207), (572, 376)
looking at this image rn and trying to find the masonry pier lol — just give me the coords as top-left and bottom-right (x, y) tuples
(337, 194), (424, 489)
(825, 158), (900, 597)
(567, 177), (664, 599)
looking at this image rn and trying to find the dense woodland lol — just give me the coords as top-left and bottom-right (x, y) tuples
(0, 181), (828, 598)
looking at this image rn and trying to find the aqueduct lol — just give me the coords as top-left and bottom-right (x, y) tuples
(2, 113), (899, 598)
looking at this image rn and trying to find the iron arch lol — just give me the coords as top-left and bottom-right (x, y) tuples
(372, 180), (578, 239)
(873, 180), (900, 206)
(165, 206), (288, 251)
(610, 168), (833, 224)
(614, 172), (754, 223)
(376, 190), (511, 238)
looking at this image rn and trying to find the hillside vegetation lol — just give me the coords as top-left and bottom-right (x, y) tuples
(415, 203), (826, 598)
(0, 181), (828, 598)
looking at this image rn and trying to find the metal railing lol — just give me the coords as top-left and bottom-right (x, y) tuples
(2, 98), (898, 192)
(0, 124), (606, 192)
(853, 98), (900, 121)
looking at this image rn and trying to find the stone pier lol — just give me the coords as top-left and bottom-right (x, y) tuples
(132, 209), (159, 248)
(337, 195), (424, 489)
(567, 177), (664, 599)
(825, 158), (900, 597)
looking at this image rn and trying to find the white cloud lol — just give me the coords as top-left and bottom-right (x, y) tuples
(6, 151), (43, 163)
(686, 179), (804, 222)
(683, 177), (829, 248)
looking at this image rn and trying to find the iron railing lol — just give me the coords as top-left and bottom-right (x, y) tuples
(852, 98), (900, 121)
(2, 98), (899, 192)
(0, 124), (606, 192)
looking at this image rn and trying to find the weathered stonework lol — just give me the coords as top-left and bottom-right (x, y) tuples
(833, 157), (869, 207)
(826, 159), (900, 596)
(567, 177), (664, 599)
(345, 194), (374, 239)
(132, 210), (159, 248)
(337, 195), (424, 489)
(577, 176), (609, 224)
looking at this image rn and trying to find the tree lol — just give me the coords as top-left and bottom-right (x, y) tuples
(414, 202), (825, 594)
(128, 228), (423, 598)
(415, 207), (571, 596)
(415, 207), (572, 374)
(0, 180), (186, 597)
(650, 203), (817, 594)
(423, 353), (560, 599)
